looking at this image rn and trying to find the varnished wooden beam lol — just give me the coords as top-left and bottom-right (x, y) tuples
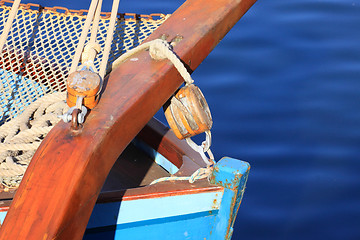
(0, 0), (257, 239)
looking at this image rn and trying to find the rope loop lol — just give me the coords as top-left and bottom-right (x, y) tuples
(112, 38), (194, 85)
(148, 39), (172, 60)
(149, 39), (194, 85)
(84, 42), (101, 55)
(189, 166), (213, 183)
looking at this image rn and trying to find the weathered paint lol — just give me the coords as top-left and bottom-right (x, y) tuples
(209, 157), (250, 239)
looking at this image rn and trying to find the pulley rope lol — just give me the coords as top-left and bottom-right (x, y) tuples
(69, 0), (101, 74)
(99, 0), (120, 79)
(70, 0), (120, 78)
(80, 0), (103, 71)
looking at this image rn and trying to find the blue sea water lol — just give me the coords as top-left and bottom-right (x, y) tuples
(29, 0), (360, 239)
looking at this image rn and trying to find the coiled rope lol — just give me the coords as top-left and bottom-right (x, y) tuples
(0, 92), (68, 189)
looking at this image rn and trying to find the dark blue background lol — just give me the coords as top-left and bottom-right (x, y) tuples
(31, 0), (360, 239)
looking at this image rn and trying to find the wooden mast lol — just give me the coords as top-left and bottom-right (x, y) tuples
(0, 0), (257, 239)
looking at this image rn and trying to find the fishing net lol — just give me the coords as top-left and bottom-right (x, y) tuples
(0, 0), (169, 188)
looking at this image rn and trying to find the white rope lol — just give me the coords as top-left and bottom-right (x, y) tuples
(150, 166), (213, 185)
(0, 0), (21, 52)
(90, 0), (103, 44)
(112, 39), (194, 85)
(0, 157), (27, 177)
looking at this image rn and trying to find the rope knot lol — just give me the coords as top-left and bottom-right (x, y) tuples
(149, 39), (172, 61)
(189, 165), (214, 183)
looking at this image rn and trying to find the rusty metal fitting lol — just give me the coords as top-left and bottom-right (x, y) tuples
(71, 108), (82, 130)
(164, 84), (212, 139)
(58, 105), (87, 126)
(66, 69), (101, 109)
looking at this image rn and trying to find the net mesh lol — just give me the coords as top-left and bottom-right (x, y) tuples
(0, 0), (169, 189)
(0, 0), (169, 124)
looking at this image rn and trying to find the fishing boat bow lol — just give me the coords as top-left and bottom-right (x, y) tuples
(0, 0), (257, 239)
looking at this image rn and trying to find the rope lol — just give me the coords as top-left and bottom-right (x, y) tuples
(112, 39), (194, 85)
(0, 92), (68, 189)
(72, 0), (121, 77)
(150, 166), (213, 185)
(0, 0), (21, 52)
(98, 0), (121, 78)
(80, 0), (102, 70)
(69, 0), (100, 74)
(70, 0), (121, 108)
(90, 0), (103, 44)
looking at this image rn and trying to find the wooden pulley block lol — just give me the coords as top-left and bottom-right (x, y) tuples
(164, 84), (212, 139)
(66, 69), (101, 109)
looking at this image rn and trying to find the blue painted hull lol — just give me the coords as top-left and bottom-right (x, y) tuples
(83, 157), (250, 240)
